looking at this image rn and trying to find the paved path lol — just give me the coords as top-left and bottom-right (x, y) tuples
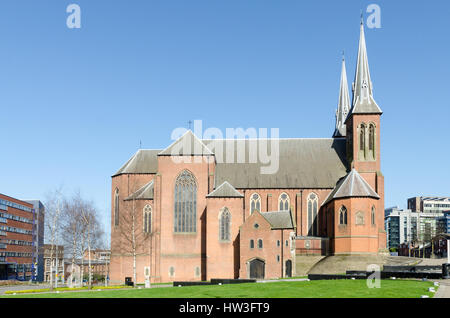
(434, 280), (450, 298)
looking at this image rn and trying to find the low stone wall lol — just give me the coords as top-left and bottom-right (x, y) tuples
(173, 279), (256, 287)
(308, 255), (388, 274)
(210, 279), (256, 285)
(309, 270), (444, 280)
(295, 255), (326, 276)
(380, 271), (442, 279)
(308, 274), (367, 280)
(383, 265), (441, 272)
(173, 281), (213, 287)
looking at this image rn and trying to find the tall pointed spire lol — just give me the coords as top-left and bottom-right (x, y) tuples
(349, 21), (382, 116)
(333, 54), (351, 138)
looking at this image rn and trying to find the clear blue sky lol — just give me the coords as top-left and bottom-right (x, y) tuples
(1, 0), (449, 239)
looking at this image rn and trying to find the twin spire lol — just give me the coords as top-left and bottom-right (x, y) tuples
(333, 55), (351, 138)
(334, 20), (383, 138)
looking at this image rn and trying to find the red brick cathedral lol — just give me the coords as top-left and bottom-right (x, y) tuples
(110, 22), (386, 284)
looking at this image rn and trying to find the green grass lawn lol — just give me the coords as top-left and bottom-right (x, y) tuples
(1, 279), (435, 298)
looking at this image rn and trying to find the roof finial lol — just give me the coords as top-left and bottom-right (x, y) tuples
(342, 50), (345, 61)
(360, 10), (364, 25)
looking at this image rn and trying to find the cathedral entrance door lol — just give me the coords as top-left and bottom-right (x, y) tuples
(285, 260), (292, 278)
(249, 259), (265, 279)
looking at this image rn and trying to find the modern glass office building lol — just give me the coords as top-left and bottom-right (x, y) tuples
(0, 194), (34, 280)
(444, 211), (450, 234)
(385, 206), (445, 249)
(408, 196), (450, 214)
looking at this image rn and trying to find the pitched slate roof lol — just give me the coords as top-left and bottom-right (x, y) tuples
(113, 149), (160, 177)
(124, 180), (154, 201)
(322, 169), (380, 206)
(206, 181), (244, 198)
(114, 131), (347, 189)
(260, 211), (295, 230)
(158, 130), (213, 156)
(204, 138), (348, 189)
(114, 138), (349, 189)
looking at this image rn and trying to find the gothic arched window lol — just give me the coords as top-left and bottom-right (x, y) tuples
(359, 123), (366, 160)
(360, 125), (365, 151)
(278, 193), (290, 211)
(219, 208), (231, 241)
(114, 188), (119, 226)
(174, 170), (197, 233)
(307, 193), (319, 236)
(339, 206), (348, 225)
(369, 123), (376, 160)
(250, 193), (261, 214)
(143, 205), (152, 234)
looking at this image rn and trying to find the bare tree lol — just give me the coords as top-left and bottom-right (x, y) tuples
(79, 199), (104, 289)
(58, 192), (105, 289)
(115, 188), (150, 287)
(78, 221), (87, 287)
(60, 192), (83, 287)
(44, 188), (64, 291)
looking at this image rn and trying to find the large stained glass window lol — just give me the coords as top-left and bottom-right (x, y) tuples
(174, 170), (197, 233)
